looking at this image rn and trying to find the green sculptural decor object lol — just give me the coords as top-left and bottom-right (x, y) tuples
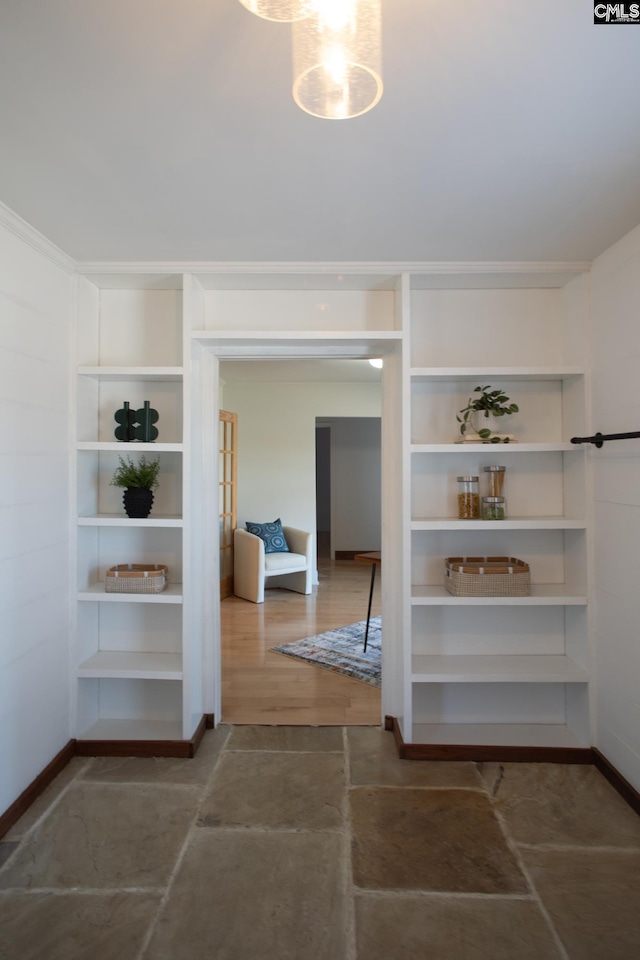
(133, 400), (159, 442)
(114, 400), (159, 442)
(113, 401), (136, 442)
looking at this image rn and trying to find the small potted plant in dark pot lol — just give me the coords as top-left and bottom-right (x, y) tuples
(110, 454), (160, 518)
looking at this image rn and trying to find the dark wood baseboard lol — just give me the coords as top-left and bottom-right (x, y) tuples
(385, 715), (407, 758)
(0, 740), (75, 840)
(592, 747), (640, 816)
(385, 715), (593, 764)
(335, 550), (378, 560)
(402, 743), (593, 763)
(75, 714), (215, 760)
(74, 738), (194, 758)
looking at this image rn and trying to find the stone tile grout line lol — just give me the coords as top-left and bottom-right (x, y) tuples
(0, 885), (166, 897)
(349, 783), (488, 794)
(349, 887), (537, 901)
(491, 805), (571, 960)
(133, 727), (232, 960)
(516, 840), (640, 853)
(223, 748), (344, 755)
(77, 780), (202, 792)
(342, 725), (358, 960)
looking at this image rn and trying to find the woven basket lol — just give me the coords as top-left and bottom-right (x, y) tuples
(444, 556), (530, 597)
(105, 563), (168, 594)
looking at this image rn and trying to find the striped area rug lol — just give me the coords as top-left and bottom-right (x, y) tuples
(271, 617), (381, 688)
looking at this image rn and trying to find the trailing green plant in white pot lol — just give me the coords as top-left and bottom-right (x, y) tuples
(110, 455), (160, 518)
(456, 385), (519, 443)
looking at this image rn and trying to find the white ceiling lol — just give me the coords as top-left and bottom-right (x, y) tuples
(1, 1), (639, 264)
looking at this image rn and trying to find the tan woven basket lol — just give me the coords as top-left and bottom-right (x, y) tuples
(444, 556), (530, 597)
(105, 563), (168, 594)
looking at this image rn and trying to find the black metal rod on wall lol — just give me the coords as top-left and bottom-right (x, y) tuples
(570, 431), (640, 448)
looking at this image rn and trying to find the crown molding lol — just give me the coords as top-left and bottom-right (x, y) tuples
(0, 201), (76, 274)
(76, 259), (592, 276)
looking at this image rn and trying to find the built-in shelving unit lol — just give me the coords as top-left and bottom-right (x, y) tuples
(70, 262), (592, 759)
(406, 278), (591, 754)
(72, 274), (204, 751)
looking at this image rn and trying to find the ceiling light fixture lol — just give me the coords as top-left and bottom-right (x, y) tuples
(369, 358), (383, 369)
(293, 1), (383, 119)
(238, 0), (311, 22)
(239, 0), (383, 119)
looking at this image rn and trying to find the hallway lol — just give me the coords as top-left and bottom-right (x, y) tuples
(1, 725), (640, 959)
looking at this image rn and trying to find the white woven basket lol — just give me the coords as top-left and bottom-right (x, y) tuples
(105, 563), (168, 594)
(444, 556), (530, 597)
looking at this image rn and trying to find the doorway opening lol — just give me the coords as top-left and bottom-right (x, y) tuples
(315, 423), (331, 559)
(217, 357), (384, 726)
(315, 417), (382, 562)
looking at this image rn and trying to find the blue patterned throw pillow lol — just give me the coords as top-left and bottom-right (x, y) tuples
(246, 518), (290, 554)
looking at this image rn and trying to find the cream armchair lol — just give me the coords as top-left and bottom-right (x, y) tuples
(233, 526), (313, 603)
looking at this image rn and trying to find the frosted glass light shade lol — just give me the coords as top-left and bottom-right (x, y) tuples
(293, 0), (383, 119)
(238, 0), (312, 22)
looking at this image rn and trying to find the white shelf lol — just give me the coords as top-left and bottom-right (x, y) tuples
(77, 366), (183, 381)
(411, 517), (587, 530)
(77, 442), (183, 452)
(410, 366), (584, 381)
(192, 330), (402, 357)
(192, 329), (403, 341)
(411, 443), (579, 453)
(77, 514), (183, 527)
(411, 654), (588, 684)
(77, 719), (184, 742)
(411, 584), (587, 605)
(78, 582), (183, 603)
(408, 723), (588, 749)
(77, 651), (183, 680)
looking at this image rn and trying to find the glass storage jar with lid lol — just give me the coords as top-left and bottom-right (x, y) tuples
(482, 496), (506, 520)
(484, 465), (506, 497)
(457, 476), (480, 519)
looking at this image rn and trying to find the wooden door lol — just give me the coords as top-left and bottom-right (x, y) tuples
(219, 410), (237, 599)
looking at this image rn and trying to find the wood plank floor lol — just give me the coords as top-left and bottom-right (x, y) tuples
(220, 558), (382, 725)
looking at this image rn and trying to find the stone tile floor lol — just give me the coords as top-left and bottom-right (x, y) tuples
(1, 726), (640, 959)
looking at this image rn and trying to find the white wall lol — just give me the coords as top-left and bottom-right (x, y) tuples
(0, 215), (74, 814)
(590, 222), (640, 791)
(329, 417), (381, 553)
(221, 379), (381, 556)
